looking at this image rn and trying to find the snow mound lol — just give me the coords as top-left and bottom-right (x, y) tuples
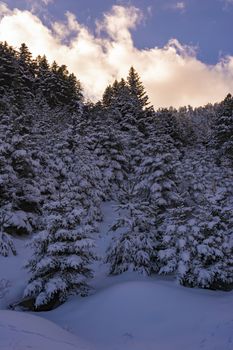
(0, 310), (91, 350)
(44, 280), (233, 350)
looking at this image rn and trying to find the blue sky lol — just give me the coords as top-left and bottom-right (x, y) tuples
(0, 0), (233, 107)
(4, 0), (233, 64)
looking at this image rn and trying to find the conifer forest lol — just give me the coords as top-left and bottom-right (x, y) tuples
(0, 41), (233, 314)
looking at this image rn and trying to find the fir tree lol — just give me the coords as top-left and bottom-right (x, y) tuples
(213, 93), (233, 160)
(135, 134), (180, 215)
(24, 199), (95, 310)
(106, 182), (158, 275)
(127, 66), (150, 111)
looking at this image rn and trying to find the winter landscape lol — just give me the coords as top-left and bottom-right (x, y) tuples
(0, 1), (233, 349)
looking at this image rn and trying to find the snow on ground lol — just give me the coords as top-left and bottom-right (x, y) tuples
(0, 238), (31, 310)
(1, 202), (233, 350)
(41, 278), (233, 350)
(0, 310), (92, 350)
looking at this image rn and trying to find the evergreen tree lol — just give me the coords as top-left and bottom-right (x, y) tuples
(106, 182), (158, 275)
(213, 93), (233, 160)
(0, 42), (18, 114)
(158, 205), (198, 282)
(158, 201), (233, 291)
(127, 66), (150, 111)
(35, 55), (52, 103)
(0, 112), (43, 237)
(155, 108), (183, 147)
(135, 134), (180, 215)
(189, 204), (233, 290)
(24, 198), (95, 310)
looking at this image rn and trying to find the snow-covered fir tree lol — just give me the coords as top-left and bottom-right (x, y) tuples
(106, 181), (158, 275)
(158, 205), (199, 282)
(188, 204), (233, 290)
(158, 201), (233, 290)
(135, 133), (180, 216)
(24, 178), (96, 310)
(213, 93), (233, 161)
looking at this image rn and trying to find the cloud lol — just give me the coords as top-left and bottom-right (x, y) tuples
(25, 0), (53, 15)
(166, 1), (186, 13)
(0, 1), (11, 17)
(220, 0), (233, 10)
(26, 0), (53, 7)
(175, 2), (186, 11)
(0, 3), (232, 108)
(147, 6), (153, 16)
(41, 0), (53, 4)
(96, 5), (143, 45)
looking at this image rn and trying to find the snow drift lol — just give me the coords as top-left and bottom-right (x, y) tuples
(0, 310), (91, 350)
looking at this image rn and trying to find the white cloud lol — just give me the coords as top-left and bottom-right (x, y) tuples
(41, 0), (53, 4)
(147, 6), (153, 16)
(25, 0), (53, 15)
(0, 3), (232, 108)
(176, 2), (186, 10)
(167, 1), (186, 13)
(96, 5), (143, 43)
(0, 1), (11, 17)
(220, 0), (233, 10)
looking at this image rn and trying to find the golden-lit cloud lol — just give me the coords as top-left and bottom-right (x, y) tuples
(0, 1), (10, 16)
(0, 3), (233, 108)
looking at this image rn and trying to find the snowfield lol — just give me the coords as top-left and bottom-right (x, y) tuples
(1, 279), (233, 350)
(0, 310), (91, 350)
(1, 203), (233, 350)
(41, 279), (233, 350)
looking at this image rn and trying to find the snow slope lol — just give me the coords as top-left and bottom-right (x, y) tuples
(0, 238), (31, 310)
(1, 202), (233, 350)
(0, 310), (92, 350)
(42, 278), (233, 350)
(1, 279), (233, 350)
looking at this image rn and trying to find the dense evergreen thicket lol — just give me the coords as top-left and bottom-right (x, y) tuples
(0, 41), (233, 310)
